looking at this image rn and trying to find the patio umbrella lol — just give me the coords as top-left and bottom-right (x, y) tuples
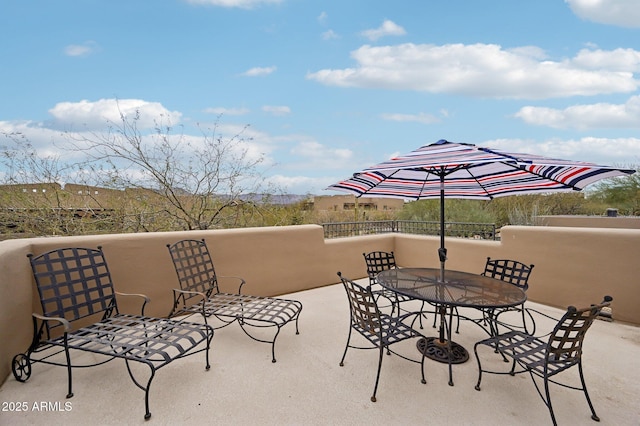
(328, 139), (636, 282)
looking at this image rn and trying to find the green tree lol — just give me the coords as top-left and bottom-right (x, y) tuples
(397, 199), (494, 224)
(586, 167), (640, 215)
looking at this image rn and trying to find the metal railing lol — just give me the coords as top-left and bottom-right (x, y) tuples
(322, 220), (496, 240)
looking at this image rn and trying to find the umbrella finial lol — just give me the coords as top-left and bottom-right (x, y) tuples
(435, 139), (448, 145)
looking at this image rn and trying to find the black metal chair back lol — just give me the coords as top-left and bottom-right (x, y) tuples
(341, 273), (383, 338)
(337, 272), (426, 402)
(28, 247), (118, 333)
(474, 296), (612, 425)
(167, 238), (301, 363)
(363, 251), (397, 285)
(22, 246), (213, 420)
(363, 250), (428, 329)
(481, 257), (534, 291)
(546, 298), (609, 366)
(167, 239), (218, 299)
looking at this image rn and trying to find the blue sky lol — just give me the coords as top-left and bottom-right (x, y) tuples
(1, 0), (639, 195)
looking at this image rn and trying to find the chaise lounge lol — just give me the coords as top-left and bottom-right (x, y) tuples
(11, 247), (214, 420)
(166, 238), (302, 363)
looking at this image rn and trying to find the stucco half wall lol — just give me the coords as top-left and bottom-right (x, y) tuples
(1, 224), (638, 384)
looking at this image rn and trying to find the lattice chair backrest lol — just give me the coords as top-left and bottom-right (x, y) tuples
(546, 296), (613, 364)
(363, 251), (397, 284)
(339, 273), (382, 336)
(28, 247), (117, 331)
(482, 257), (534, 291)
(167, 239), (219, 296)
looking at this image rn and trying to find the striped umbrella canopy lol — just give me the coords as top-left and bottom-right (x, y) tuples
(328, 139), (636, 281)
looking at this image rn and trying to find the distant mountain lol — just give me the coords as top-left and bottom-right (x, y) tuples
(237, 194), (311, 205)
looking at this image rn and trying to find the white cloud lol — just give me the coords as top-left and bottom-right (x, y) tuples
(265, 174), (329, 194)
(0, 120), (73, 158)
(380, 112), (440, 124)
(64, 41), (99, 57)
(289, 140), (353, 169)
(184, 0), (283, 9)
(564, 137), (640, 164)
(322, 30), (339, 40)
(48, 99), (182, 130)
(483, 137), (640, 165)
(204, 107), (250, 115)
(192, 120), (276, 158)
(262, 105), (291, 116)
(515, 95), (640, 130)
(506, 46), (548, 60)
(234, 133), (364, 193)
(566, 0), (640, 28)
(317, 11), (328, 23)
(241, 66), (277, 77)
(307, 43), (640, 99)
(572, 47), (640, 71)
(1, 103), (295, 177)
(360, 20), (406, 41)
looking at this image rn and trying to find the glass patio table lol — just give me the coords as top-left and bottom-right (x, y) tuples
(376, 267), (526, 386)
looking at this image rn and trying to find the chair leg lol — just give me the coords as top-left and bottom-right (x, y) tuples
(339, 327), (353, 367)
(473, 342), (484, 391)
(544, 375), (558, 426)
(485, 309), (504, 355)
(390, 299), (400, 318)
(453, 306), (460, 334)
(523, 307), (537, 335)
(143, 365), (155, 420)
(419, 349), (427, 385)
(205, 326), (213, 370)
(371, 344), (385, 402)
(418, 301), (425, 329)
(63, 337), (74, 399)
(578, 362), (601, 422)
(271, 327), (282, 363)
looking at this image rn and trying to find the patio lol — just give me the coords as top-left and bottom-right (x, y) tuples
(1, 280), (639, 426)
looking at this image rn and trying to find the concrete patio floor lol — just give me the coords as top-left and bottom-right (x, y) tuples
(1, 280), (639, 426)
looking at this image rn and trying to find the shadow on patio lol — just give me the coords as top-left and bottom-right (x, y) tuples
(1, 280), (639, 425)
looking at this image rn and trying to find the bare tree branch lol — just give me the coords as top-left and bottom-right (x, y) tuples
(64, 110), (269, 230)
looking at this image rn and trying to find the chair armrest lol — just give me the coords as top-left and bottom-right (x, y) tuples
(397, 310), (426, 330)
(115, 291), (150, 315)
(172, 288), (208, 302)
(523, 307), (562, 337)
(217, 276), (247, 294)
(526, 307), (560, 322)
(32, 312), (72, 333)
(170, 288), (208, 317)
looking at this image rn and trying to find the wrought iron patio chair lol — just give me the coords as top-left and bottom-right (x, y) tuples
(11, 247), (214, 420)
(473, 296), (612, 426)
(337, 272), (427, 402)
(167, 238), (302, 363)
(481, 257), (536, 334)
(363, 251), (425, 327)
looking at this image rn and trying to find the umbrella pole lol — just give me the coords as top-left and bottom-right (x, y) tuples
(438, 172), (447, 282)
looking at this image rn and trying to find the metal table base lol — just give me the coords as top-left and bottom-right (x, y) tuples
(417, 337), (469, 364)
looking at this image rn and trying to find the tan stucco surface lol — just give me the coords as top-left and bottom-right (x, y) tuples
(1, 283), (638, 425)
(1, 224), (638, 385)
